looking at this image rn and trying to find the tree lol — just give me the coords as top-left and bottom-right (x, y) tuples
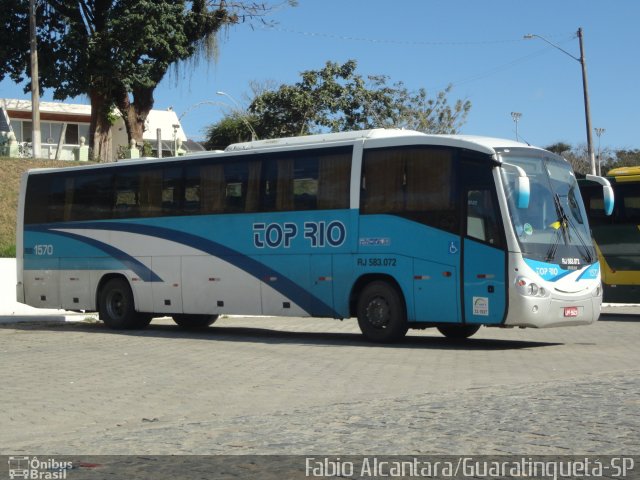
(205, 60), (471, 148)
(205, 114), (259, 150)
(545, 142), (572, 156)
(1, 1), (296, 161)
(608, 149), (640, 171)
(545, 142), (638, 175)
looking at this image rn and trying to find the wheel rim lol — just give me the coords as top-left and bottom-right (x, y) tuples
(365, 296), (390, 328)
(106, 290), (125, 320)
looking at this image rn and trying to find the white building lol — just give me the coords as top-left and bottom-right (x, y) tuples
(1, 98), (204, 161)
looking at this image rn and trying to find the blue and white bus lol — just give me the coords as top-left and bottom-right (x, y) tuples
(16, 129), (614, 342)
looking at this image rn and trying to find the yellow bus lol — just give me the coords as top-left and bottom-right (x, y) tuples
(579, 166), (640, 303)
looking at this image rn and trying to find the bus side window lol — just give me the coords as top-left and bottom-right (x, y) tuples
(466, 189), (502, 246)
(263, 148), (350, 213)
(161, 167), (183, 215)
(200, 164), (226, 214)
(223, 160), (261, 213)
(70, 173), (113, 221)
(24, 174), (54, 224)
(361, 146), (458, 234)
(620, 186), (640, 224)
(405, 148), (457, 232)
(184, 165), (202, 213)
(114, 172), (140, 218)
(293, 156), (318, 211)
(467, 191), (486, 241)
(272, 156), (318, 211)
(360, 148), (404, 214)
(47, 176), (67, 223)
(138, 170), (162, 217)
(317, 152), (350, 209)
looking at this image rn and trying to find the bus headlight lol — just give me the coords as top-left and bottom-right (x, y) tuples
(516, 277), (548, 297)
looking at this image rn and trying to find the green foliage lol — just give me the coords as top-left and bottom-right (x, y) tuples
(106, 109), (120, 127)
(545, 142), (573, 155)
(206, 60), (471, 148)
(204, 115), (259, 150)
(142, 141), (154, 157)
(0, 244), (16, 258)
(116, 141), (153, 159)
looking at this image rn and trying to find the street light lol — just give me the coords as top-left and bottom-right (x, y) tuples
(216, 91), (258, 141)
(524, 28), (596, 175)
(595, 127), (606, 176)
(511, 112), (522, 142)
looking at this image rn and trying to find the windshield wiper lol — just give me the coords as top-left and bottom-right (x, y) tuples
(552, 193), (594, 264)
(544, 227), (562, 263)
(552, 193), (571, 243)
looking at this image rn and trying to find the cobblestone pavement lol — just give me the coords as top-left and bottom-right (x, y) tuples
(0, 308), (638, 460)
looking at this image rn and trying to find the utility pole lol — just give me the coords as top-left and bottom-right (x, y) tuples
(29, 0), (41, 159)
(524, 28), (596, 175)
(577, 28), (596, 176)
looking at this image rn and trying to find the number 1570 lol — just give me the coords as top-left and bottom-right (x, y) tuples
(34, 244), (53, 255)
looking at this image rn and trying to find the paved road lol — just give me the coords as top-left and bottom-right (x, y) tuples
(1, 306), (638, 462)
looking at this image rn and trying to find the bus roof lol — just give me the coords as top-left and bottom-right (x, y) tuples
(224, 128), (537, 155)
(606, 166), (640, 178)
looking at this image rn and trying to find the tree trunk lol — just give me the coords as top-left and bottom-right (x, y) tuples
(116, 86), (155, 148)
(89, 89), (113, 162)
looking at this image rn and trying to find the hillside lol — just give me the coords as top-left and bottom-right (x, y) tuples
(0, 157), (90, 256)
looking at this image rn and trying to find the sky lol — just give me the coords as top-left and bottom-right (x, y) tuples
(1, 0), (639, 151)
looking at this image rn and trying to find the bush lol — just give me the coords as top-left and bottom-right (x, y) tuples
(0, 244), (16, 258)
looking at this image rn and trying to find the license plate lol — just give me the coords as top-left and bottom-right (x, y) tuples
(564, 306), (579, 317)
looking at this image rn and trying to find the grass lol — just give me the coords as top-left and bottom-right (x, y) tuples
(0, 157), (90, 257)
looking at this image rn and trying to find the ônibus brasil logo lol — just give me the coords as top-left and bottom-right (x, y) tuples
(8, 457), (73, 479)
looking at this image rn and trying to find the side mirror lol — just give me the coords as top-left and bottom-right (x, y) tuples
(603, 185), (614, 216)
(502, 161), (530, 209)
(517, 176), (530, 209)
(585, 174), (614, 216)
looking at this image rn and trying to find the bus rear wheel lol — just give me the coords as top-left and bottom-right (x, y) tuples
(357, 281), (408, 343)
(437, 324), (480, 339)
(99, 278), (151, 329)
(172, 314), (219, 329)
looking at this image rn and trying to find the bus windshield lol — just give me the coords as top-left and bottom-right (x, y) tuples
(499, 148), (596, 266)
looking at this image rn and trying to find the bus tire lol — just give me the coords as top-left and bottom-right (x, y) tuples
(357, 281), (408, 343)
(172, 314), (219, 329)
(437, 324), (480, 339)
(99, 278), (149, 329)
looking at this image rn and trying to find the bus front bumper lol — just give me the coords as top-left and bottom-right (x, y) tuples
(504, 291), (602, 328)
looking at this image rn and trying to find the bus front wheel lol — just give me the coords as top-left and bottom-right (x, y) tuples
(172, 314), (219, 329)
(357, 281), (408, 343)
(437, 324), (480, 339)
(99, 278), (150, 330)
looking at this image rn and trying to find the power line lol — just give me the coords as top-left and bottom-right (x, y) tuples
(261, 26), (569, 47)
(259, 27), (576, 90)
(438, 40), (576, 90)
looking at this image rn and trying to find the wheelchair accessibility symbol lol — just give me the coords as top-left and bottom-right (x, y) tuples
(448, 241), (459, 255)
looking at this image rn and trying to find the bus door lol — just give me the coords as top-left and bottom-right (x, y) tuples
(461, 161), (507, 325)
